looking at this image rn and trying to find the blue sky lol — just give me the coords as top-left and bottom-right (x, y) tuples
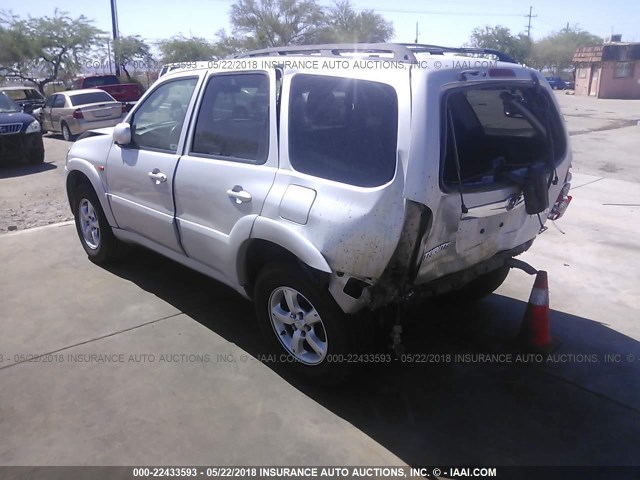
(6, 0), (640, 48)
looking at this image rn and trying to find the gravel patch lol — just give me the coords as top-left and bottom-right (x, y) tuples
(1, 136), (73, 234)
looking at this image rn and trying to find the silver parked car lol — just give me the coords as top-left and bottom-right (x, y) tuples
(35, 89), (125, 141)
(64, 43), (573, 382)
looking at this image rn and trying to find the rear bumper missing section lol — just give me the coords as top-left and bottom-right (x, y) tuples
(403, 238), (535, 304)
(329, 239), (535, 313)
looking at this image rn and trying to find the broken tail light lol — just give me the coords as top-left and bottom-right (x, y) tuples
(548, 181), (572, 220)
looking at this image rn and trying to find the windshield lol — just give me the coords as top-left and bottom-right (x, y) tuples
(0, 93), (22, 113)
(2, 89), (44, 101)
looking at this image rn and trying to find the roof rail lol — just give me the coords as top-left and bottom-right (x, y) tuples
(399, 43), (518, 64)
(234, 43), (517, 65)
(235, 43), (417, 63)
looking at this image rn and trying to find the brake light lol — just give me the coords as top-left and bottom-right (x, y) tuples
(548, 182), (572, 220)
(73, 109), (84, 119)
(489, 68), (516, 77)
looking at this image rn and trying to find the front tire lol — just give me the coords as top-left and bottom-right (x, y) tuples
(254, 263), (355, 384)
(73, 183), (125, 263)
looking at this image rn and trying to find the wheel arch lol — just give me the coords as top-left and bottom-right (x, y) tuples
(66, 160), (117, 227)
(237, 218), (332, 297)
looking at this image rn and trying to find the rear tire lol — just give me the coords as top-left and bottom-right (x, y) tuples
(72, 183), (126, 264)
(62, 122), (76, 141)
(254, 263), (356, 384)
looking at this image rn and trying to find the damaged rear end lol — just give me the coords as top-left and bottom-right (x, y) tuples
(371, 62), (572, 307)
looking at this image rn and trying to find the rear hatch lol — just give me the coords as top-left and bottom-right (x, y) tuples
(409, 67), (571, 284)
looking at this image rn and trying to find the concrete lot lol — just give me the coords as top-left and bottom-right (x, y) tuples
(1, 93), (640, 467)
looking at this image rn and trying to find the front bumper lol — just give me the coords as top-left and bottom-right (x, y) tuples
(0, 132), (44, 163)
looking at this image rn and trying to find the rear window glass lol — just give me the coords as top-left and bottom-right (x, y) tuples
(288, 74), (398, 187)
(442, 85), (566, 190)
(70, 92), (115, 106)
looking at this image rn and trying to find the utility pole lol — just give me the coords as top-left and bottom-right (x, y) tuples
(110, 0), (120, 77)
(106, 40), (113, 74)
(525, 6), (537, 39)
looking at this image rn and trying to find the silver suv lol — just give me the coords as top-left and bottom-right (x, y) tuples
(65, 44), (572, 382)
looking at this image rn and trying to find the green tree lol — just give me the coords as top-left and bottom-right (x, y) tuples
(158, 35), (217, 63)
(114, 35), (153, 80)
(212, 29), (248, 57)
(0, 9), (102, 93)
(315, 1), (394, 43)
(229, 0), (326, 48)
(530, 26), (602, 73)
(468, 25), (532, 64)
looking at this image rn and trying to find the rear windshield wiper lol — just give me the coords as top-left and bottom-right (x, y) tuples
(500, 92), (547, 139)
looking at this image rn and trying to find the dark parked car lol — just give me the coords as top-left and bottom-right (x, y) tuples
(0, 86), (46, 114)
(0, 92), (45, 164)
(545, 77), (565, 90)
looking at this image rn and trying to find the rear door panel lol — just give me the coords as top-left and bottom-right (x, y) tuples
(174, 70), (279, 282)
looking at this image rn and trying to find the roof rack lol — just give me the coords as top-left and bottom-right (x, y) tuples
(234, 43), (517, 64)
(235, 43), (417, 62)
(399, 43), (517, 64)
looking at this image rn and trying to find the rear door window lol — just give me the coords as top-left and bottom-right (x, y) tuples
(191, 73), (270, 164)
(288, 74), (398, 188)
(52, 95), (66, 108)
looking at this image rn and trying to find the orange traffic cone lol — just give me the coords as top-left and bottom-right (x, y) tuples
(519, 271), (560, 353)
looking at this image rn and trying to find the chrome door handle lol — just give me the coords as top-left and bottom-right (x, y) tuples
(226, 187), (252, 204)
(148, 169), (167, 184)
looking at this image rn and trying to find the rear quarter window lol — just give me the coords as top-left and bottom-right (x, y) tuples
(288, 74), (398, 188)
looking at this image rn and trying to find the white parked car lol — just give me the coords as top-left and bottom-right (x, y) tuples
(64, 43), (572, 382)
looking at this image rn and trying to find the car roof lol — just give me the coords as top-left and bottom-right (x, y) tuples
(65, 89), (115, 96)
(0, 86), (39, 91)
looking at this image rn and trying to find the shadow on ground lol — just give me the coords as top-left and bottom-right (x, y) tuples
(103, 247), (640, 467)
(0, 161), (57, 178)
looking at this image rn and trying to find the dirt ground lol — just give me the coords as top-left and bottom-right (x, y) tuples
(0, 134), (72, 232)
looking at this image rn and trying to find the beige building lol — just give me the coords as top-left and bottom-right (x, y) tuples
(573, 38), (640, 99)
